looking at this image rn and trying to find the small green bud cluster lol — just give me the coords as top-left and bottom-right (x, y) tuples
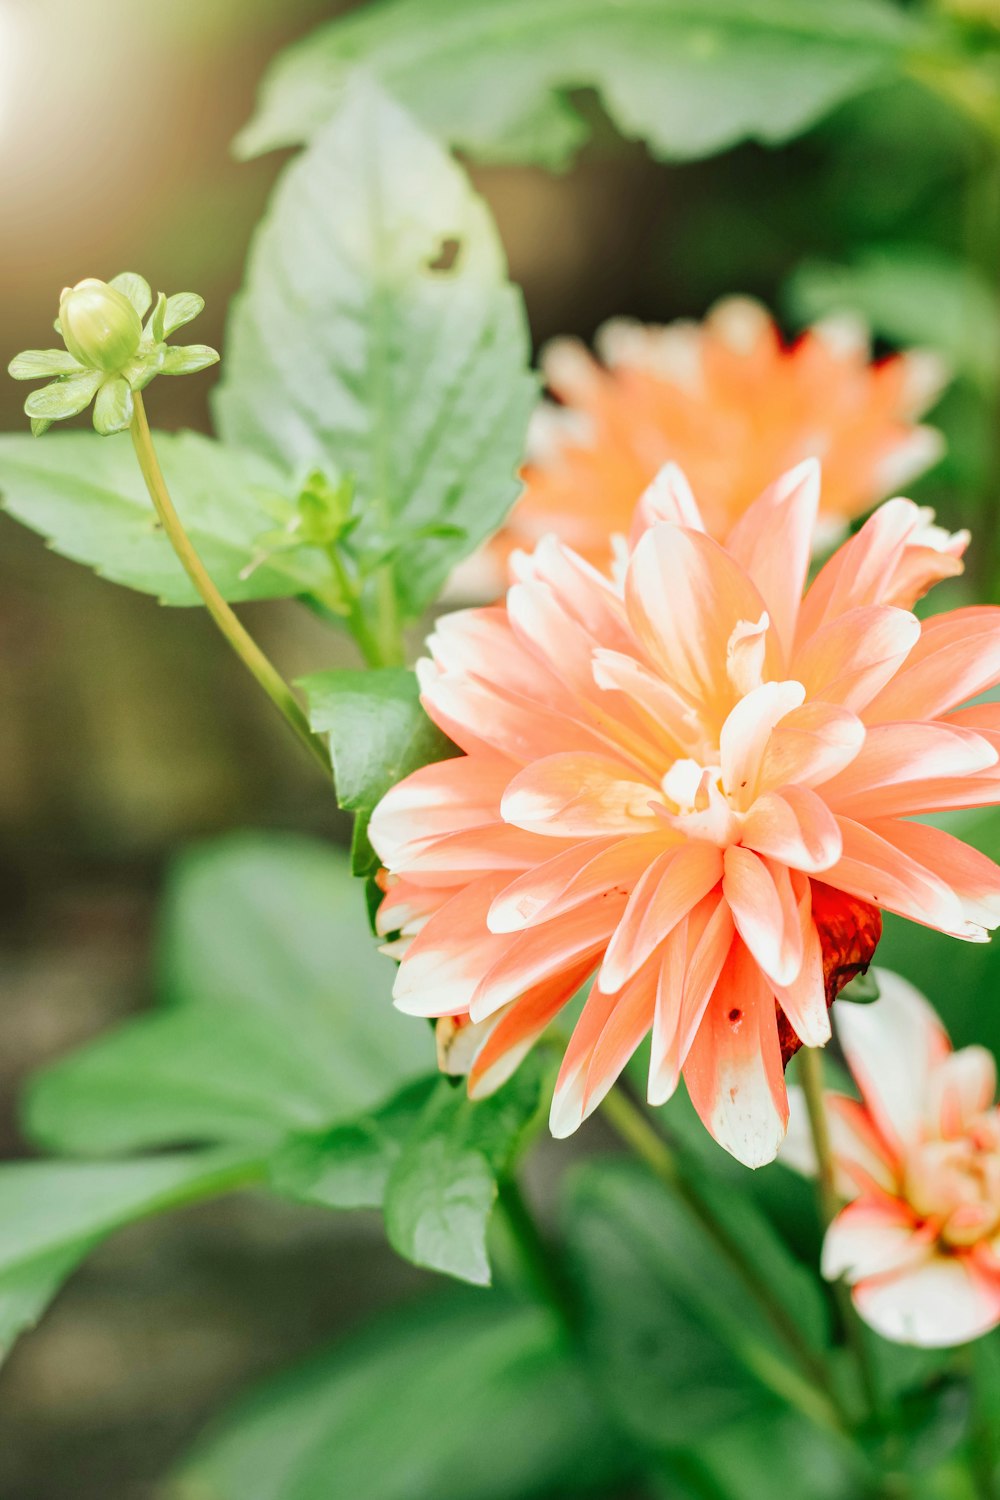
(8, 273), (219, 436)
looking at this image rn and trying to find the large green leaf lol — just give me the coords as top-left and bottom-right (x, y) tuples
(0, 430), (333, 604)
(215, 77), (536, 620)
(23, 834), (430, 1156)
(172, 1295), (624, 1500)
(236, 0), (921, 170)
(383, 1064), (545, 1285)
(301, 667), (458, 876)
(647, 1409), (861, 1500)
(0, 1150), (260, 1361)
(272, 1063), (545, 1286)
(562, 1158), (830, 1448)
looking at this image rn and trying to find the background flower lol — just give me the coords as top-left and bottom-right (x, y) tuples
(784, 970), (1000, 1347)
(371, 461), (1000, 1167)
(508, 298), (946, 574)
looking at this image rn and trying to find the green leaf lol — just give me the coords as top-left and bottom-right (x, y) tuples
(647, 1409), (861, 1500)
(164, 292), (206, 336)
(301, 667), (458, 876)
(23, 833), (430, 1156)
(562, 1158), (830, 1446)
(161, 343), (220, 376)
(172, 1295), (623, 1500)
(147, 290), (168, 344)
(269, 1076), (437, 1210)
(92, 374), (134, 435)
(0, 1149), (259, 1362)
(216, 77), (536, 619)
(383, 1063), (544, 1285)
(0, 429), (333, 605)
(8, 349), (82, 380)
(109, 271), (153, 320)
(785, 248), (1000, 392)
(23, 369), (101, 419)
(236, 0), (921, 169)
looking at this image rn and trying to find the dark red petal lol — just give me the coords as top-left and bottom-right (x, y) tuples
(777, 879), (882, 1067)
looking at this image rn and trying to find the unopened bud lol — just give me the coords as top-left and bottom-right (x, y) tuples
(58, 279), (142, 372)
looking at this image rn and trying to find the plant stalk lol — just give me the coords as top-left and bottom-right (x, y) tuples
(799, 1045), (884, 1431)
(600, 1083), (851, 1437)
(129, 391), (331, 775)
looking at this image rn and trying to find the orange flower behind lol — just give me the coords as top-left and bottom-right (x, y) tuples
(370, 462), (1000, 1168)
(509, 299), (946, 575)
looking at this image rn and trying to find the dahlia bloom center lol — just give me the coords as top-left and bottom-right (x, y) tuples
(904, 1115), (1000, 1248)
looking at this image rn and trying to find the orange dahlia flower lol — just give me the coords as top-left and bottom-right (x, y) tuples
(785, 972), (1000, 1346)
(370, 462), (998, 1167)
(509, 299), (945, 575)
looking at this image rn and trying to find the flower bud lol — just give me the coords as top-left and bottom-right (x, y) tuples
(58, 279), (142, 372)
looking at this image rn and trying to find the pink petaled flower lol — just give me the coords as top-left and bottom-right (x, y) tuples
(370, 460), (1000, 1167)
(507, 299), (947, 575)
(784, 972), (1000, 1347)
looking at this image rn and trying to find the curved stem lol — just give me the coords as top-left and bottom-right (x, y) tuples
(600, 1084), (852, 1437)
(799, 1046), (884, 1430)
(129, 392), (331, 776)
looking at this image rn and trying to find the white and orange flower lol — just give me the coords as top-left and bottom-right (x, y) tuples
(370, 461), (1000, 1167)
(505, 299), (945, 576)
(784, 971), (1000, 1347)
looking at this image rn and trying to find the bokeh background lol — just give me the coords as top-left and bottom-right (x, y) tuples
(2, 1), (999, 1495)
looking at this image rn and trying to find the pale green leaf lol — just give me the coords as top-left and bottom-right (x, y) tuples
(216, 77), (536, 618)
(0, 429), (333, 604)
(92, 374), (134, 435)
(236, 0), (921, 169)
(164, 292), (206, 336)
(8, 349), (82, 380)
(109, 271), (153, 319)
(147, 290), (167, 343)
(172, 1296), (622, 1500)
(161, 343), (220, 376)
(24, 834), (430, 1156)
(0, 1149), (260, 1363)
(23, 369), (101, 419)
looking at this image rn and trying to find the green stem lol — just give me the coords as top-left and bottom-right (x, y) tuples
(324, 543), (395, 668)
(799, 1046), (885, 1432)
(600, 1084), (852, 1438)
(129, 392), (331, 776)
(495, 1176), (576, 1329)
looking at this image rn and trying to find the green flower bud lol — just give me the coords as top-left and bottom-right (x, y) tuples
(58, 279), (142, 373)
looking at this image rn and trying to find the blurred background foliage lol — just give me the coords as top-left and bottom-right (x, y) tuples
(4, 0), (1000, 1496)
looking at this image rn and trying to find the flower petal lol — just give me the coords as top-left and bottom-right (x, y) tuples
(798, 497), (926, 641)
(852, 1254), (1000, 1347)
(626, 522), (778, 723)
(741, 785), (842, 873)
(467, 956), (597, 1099)
(392, 874), (513, 1017)
(725, 459), (819, 654)
(599, 840), (724, 992)
(865, 607), (1000, 723)
(8, 349), (82, 380)
(929, 1048), (998, 1140)
(822, 1193), (928, 1282)
(723, 846), (803, 987)
(719, 680), (806, 807)
(682, 938), (789, 1168)
(501, 752), (661, 836)
(488, 835), (657, 933)
(24, 369), (102, 420)
(823, 818), (979, 942)
(864, 819), (1000, 935)
(757, 701), (866, 791)
(820, 722), (997, 819)
(834, 968), (951, 1153)
(792, 606), (920, 713)
(648, 895), (735, 1106)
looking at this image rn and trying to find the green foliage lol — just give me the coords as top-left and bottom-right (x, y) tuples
(215, 77), (536, 621)
(273, 1062), (545, 1286)
(24, 834), (430, 1155)
(301, 667), (457, 876)
(647, 1410), (860, 1500)
(171, 1295), (625, 1500)
(237, 0), (923, 169)
(786, 247), (1000, 392)
(0, 431), (332, 605)
(0, 1150), (260, 1362)
(563, 1158), (830, 1446)
(383, 1063), (545, 1284)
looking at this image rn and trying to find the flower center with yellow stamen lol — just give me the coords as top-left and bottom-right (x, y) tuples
(904, 1115), (1000, 1248)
